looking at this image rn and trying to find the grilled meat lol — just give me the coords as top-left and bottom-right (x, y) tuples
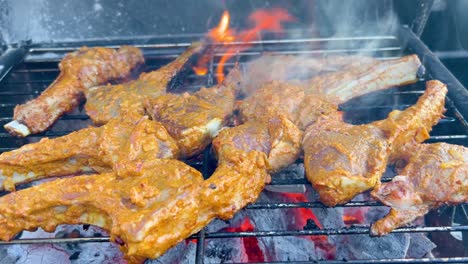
(239, 54), (421, 98)
(145, 66), (239, 157)
(371, 143), (468, 236)
(221, 55), (422, 172)
(0, 114), (178, 191)
(302, 81), (447, 206)
(0, 66), (240, 191)
(0, 151), (269, 262)
(239, 80), (340, 130)
(303, 54), (422, 102)
(4, 46), (144, 137)
(213, 115), (303, 172)
(239, 54), (374, 95)
(84, 42), (202, 125)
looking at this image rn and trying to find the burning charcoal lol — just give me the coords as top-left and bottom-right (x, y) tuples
(406, 233), (436, 258)
(312, 207), (346, 229)
(69, 251), (80, 260)
(148, 242), (196, 264)
(70, 243), (124, 264)
(206, 219), (231, 233)
(7, 244), (71, 264)
(304, 218), (320, 230)
(0, 247), (16, 264)
(335, 233), (410, 260)
(366, 206), (391, 223)
(243, 194), (336, 260)
(205, 238), (247, 263)
(259, 236), (321, 261)
(3, 225), (125, 264)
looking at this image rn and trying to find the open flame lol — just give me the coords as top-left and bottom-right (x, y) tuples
(194, 8), (295, 83)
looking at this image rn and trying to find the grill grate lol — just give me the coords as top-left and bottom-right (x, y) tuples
(0, 26), (467, 263)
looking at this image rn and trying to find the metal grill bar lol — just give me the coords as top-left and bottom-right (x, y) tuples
(0, 225), (466, 245)
(26, 35), (399, 53)
(193, 53), (215, 264)
(246, 201), (383, 209)
(236, 258), (468, 264)
(399, 26), (468, 122)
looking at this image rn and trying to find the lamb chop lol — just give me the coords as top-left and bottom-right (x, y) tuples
(0, 66), (240, 191)
(302, 54), (422, 102)
(213, 114), (303, 173)
(217, 55), (422, 173)
(371, 142), (468, 236)
(0, 148), (270, 263)
(4, 46), (144, 137)
(238, 53), (421, 97)
(239, 80), (340, 130)
(84, 42), (203, 125)
(144, 65), (239, 157)
(302, 80), (447, 206)
(0, 114), (179, 191)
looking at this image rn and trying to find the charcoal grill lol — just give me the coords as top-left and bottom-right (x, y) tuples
(0, 24), (467, 263)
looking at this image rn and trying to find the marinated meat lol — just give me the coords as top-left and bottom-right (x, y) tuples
(213, 115), (303, 172)
(84, 42), (202, 124)
(371, 143), (468, 236)
(239, 54), (421, 97)
(239, 54), (374, 95)
(0, 114), (178, 191)
(0, 151), (269, 263)
(5, 46), (144, 137)
(145, 66), (240, 157)
(239, 81), (340, 130)
(303, 54), (422, 102)
(223, 55), (422, 172)
(0, 66), (241, 190)
(302, 81), (447, 206)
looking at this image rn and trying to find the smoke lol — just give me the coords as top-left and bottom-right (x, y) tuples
(316, 0), (398, 37)
(316, 0), (399, 55)
(0, 0), (49, 44)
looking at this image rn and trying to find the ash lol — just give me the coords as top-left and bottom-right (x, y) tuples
(2, 225), (124, 264)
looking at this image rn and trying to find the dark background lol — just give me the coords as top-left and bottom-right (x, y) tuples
(0, 0), (466, 87)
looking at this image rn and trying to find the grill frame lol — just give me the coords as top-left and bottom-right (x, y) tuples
(0, 25), (467, 263)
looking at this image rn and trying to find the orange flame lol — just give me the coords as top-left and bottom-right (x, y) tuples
(194, 8), (295, 83)
(209, 11), (234, 43)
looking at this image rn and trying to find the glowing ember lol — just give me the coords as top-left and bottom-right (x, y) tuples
(194, 8), (295, 83)
(282, 193), (323, 229)
(193, 65), (208, 76)
(343, 207), (368, 225)
(281, 192), (336, 259)
(225, 217), (264, 262)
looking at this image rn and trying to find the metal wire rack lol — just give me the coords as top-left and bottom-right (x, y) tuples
(0, 26), (467, 263)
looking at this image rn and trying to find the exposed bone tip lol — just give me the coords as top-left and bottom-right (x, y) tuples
(369, 224), (383, 237)
(3, 120), (31, 137)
